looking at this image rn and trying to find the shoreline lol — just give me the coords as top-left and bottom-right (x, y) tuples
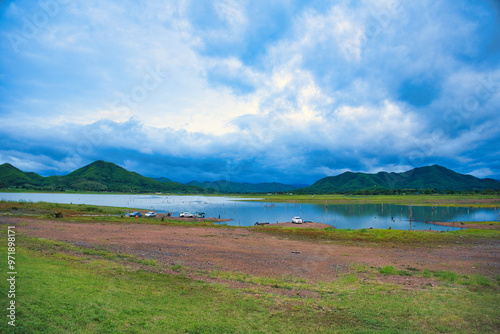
(429, 221), (500, 230)
(155, 213), (232, 223)
(263, 221), (333, 229)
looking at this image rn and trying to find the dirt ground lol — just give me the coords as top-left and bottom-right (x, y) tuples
(5, 217), (500, 283)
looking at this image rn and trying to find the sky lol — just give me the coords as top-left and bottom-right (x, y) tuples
(1, 0), (499, 185)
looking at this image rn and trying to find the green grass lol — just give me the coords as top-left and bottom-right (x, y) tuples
(379, 265), (403, 275)
(0, 200), (130, 216)
(21, 236), (157, 266)
(1, 232), (499, 333)
(251, 226), (500, 246)
(458, 221), (500, 226)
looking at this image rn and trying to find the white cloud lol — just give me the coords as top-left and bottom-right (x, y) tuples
(312, 166), (351, 177)
(328, 101), (423, 151)
(468, 168), (494, 178)
(214, 0), (247, 30)
(0, 150), (82, 174)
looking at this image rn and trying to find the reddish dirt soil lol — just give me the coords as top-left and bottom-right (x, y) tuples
(5, 217), (499, 283)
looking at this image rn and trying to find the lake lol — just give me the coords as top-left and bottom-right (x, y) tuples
(1, 193), (498, 231)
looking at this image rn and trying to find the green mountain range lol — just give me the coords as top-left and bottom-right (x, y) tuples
(1, 161), (499, 194)
(187, 180), (298, 193)
(0, 161), (203, 193)
(296, 165), (500, 193)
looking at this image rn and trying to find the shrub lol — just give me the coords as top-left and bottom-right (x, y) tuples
(464, 274), (492, 287)
(379, 265), (398, 275)
(433, 271), (458, 282)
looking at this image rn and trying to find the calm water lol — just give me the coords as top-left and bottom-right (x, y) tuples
(1, 193), (498, 231)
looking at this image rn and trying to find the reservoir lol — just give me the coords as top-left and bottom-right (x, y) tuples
(1, 193), (498, 231)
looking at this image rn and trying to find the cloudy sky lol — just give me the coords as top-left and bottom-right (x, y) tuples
(1, 0), (499, 184)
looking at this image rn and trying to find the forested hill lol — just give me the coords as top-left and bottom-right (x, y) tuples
(0, 161), (203, 193)
(295, 165), (500, 193)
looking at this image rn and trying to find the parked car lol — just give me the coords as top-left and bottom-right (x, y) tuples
(130, 212), (142, 218)
(179, 212), (194, 218)
(145, 212), (156, 217)
(194, 212), (205, 218)
(291, 216), (303, 224)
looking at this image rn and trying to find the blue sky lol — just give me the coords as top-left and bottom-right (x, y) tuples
(1, 0), (499, 184)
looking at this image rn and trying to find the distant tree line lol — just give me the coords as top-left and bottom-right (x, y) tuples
(295, 188), (498, 195)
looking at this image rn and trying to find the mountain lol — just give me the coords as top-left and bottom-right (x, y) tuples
(0, 161), (203, 193)
(296, 165), (500, 193)
(187, 180), (298, 193)
(55, 161), (203, 193)
(153, 177), (172, 183)
(0, 163), (46, 187)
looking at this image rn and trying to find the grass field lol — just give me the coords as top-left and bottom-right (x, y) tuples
(1, 234), (499, 334)
(458, 221), (500, 225)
